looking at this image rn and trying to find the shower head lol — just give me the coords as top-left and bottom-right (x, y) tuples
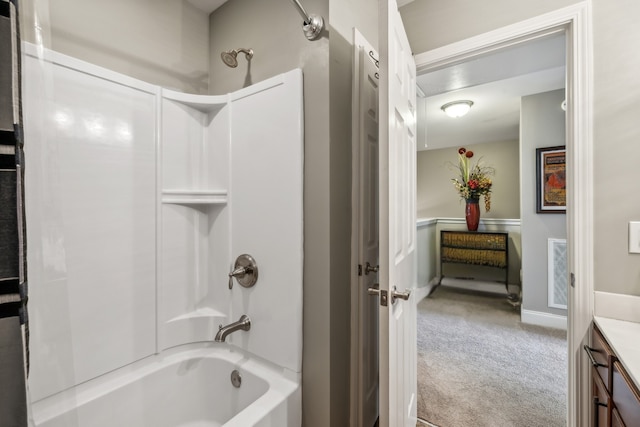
(221, 48), (254, 68)
(221, 51), (238, 68)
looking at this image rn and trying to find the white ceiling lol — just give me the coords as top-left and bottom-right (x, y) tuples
(187, 0), (229, 13)
(417, 33), (566, 151)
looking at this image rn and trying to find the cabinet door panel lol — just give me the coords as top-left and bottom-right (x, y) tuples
(612, 361), (640, 427)
(590, 324), (615, 389)
(593, 371), (610, 427)
(612, 408), (625, 427)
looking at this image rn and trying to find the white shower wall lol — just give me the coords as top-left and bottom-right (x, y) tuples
(23, 44), (304, 402)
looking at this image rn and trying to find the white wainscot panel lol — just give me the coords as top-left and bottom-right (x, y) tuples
(24, 54), (157, 401)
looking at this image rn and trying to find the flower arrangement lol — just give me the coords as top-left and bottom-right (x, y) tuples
(451, 147), (495, 212)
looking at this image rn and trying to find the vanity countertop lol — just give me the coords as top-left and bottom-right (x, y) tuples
(594, 316), (640, 390)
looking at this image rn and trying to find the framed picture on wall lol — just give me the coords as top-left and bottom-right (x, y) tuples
(536, 146), (566, 213)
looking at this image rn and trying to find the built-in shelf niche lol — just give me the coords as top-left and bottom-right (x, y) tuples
(160, 88), (229, 196)
(161, 190), (228, 205)
(161, 88), (227, 114)
(159, 89), (231, 350)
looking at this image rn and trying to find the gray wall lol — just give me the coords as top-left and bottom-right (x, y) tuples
(210, 0), (377, 425)
(209, 2), (333, 425)
(21, 0), (210, 94)
(417, 221), (438, 287)
(327, 1), (377, 425)
(403, 0), (640, 298)
(593, 0), (640, 296)
(521, 89), (567, 316)
(400, 0), (581, 54)
(417, 140), (520, 219)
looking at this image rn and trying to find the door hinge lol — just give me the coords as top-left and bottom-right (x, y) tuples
(570, 272), (575, 288)
(358, 264), (362, 276)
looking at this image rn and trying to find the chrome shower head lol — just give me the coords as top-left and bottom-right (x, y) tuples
(221, 51), (238, 68)
(221, 48), (254, 68)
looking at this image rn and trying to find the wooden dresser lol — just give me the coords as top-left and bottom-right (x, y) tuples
(586, 323), (640, 426)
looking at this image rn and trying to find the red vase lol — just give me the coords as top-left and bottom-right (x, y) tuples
(465, 198), (480, 231)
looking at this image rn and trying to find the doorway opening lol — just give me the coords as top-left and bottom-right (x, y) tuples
(350, 3), (592, 426)
(415, 31), (569, 426)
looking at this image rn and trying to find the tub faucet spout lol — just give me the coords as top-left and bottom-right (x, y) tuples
(215, 315), (251, 342)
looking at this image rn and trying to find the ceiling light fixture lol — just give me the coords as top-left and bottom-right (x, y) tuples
(441, 100), (474, 118)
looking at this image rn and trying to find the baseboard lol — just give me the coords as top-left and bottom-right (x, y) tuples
(417, 418), (438, 427)
(414, 284), (434, 303)
(438, 277), (516, 295)
(595, 291), (640, 323)
(521, 309), (567, 330)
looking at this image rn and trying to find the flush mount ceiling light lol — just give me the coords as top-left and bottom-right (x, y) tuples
(441, 100), (474, 118)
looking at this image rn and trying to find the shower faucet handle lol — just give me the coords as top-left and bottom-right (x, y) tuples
(228, 265), (248, 289)
(228, 254), (259, 289)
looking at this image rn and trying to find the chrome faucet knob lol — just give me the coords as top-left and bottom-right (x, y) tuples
(228, 255), (259, 289)
(229, 266), (248, 277)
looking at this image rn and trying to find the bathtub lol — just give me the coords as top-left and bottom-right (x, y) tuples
(30, 344), (301, 427)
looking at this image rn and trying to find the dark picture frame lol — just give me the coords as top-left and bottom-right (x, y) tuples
(536, 146), (566, 213)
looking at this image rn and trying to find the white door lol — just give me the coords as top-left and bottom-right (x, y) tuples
(377, 0), (417, 426)
(353, 33), (381, 427)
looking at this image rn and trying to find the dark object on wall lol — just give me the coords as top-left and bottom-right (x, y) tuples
(0, 0), (28, 425)
(536, 146), (566, 213)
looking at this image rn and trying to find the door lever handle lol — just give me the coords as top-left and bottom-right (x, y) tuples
(390, 286), (411, 304)
(367, 283), (388, 306)
(365, 262), (379, 275)
(367, 283), (380, 296)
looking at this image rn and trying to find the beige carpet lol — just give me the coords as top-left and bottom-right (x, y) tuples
(417, 286), (567, 427)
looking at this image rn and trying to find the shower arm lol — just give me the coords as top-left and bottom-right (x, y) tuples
(289, 0), (324, 41)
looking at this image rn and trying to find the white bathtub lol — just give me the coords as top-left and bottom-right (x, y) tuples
(30, 344), (301, 427)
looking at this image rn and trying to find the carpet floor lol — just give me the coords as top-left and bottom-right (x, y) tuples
(417, 285), (567, 427)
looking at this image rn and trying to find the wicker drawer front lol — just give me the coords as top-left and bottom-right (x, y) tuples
(438, 230), (509, 288)
(441, 247), (507, 268)
(441, 231), (507, 250)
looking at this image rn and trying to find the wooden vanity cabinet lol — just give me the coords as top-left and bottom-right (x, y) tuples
(587, 323), (640, 427)
(593, 371), (611, 427)
(612, 361), (640, 426)
(611, 408), (625, 427)
(590, 323), (615, 389)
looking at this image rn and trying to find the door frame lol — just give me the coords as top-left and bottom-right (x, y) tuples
(413, 3), (593, 426)
(349, 28), (380, 427)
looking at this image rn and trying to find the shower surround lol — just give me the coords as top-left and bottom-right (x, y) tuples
(23, 43), (303, 426)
